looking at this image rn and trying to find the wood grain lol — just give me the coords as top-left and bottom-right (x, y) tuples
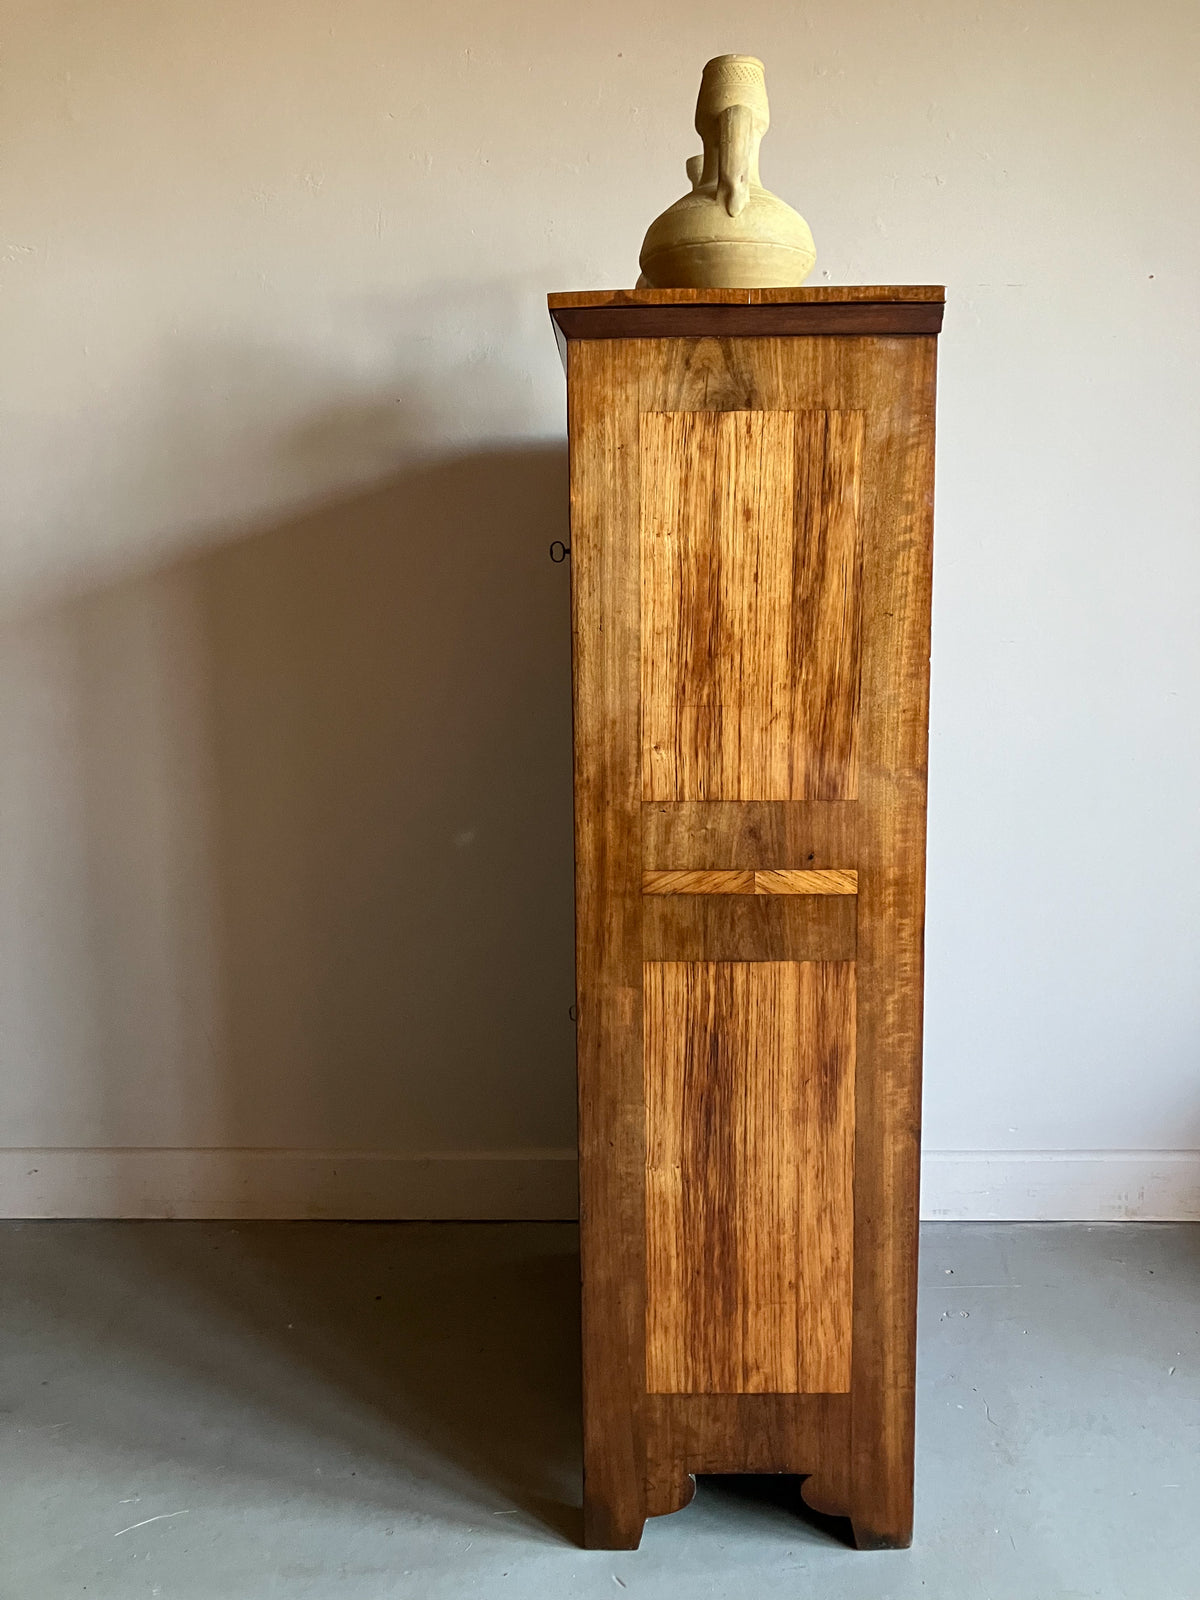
(644, 799), (858, 869)
(644, 1391), (850, 1477)
(549, 287), (946, 307)
(641, 409), (863, 802)
(645, 1392), (850, 1518)
(791, 411), (865, 797)
(644, 961), (855, 1395)
(550, 297), (945, 349)
(641, 409), (794, 801)
(642, 868), (857, 895)
(568, 339), (647, 1551)
(845, 334), (936, 1551)
(643, 893), (856, 963)
(642, 869), (755, 895)
(755, 869), (857, 895)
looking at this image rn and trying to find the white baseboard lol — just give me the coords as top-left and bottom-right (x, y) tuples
(920, 1149), (1200, 1222)
(0, 1147), (1196, 1222)
(0, 1148), (579, 1220)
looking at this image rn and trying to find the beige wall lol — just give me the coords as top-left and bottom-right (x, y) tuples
(3, 0), (1198, 1217)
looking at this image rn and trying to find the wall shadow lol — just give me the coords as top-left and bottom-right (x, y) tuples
(189, 443), (576, 1155)
(51, 441), (577, 1162)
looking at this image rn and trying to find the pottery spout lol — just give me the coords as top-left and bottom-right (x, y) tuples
(717, 103), (754, 217)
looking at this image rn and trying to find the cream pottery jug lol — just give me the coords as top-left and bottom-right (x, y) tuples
(638, 55), (816, 289)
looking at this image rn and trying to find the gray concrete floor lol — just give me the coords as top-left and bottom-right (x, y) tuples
(1, 1222), (1197, 1599)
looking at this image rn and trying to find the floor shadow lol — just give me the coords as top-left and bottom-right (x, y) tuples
(2, 1220), (583, 1543)
(696, 1474), (854, 1547)
(195, 1220), (586, 1543)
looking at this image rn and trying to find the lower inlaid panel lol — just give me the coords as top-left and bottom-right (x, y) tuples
(644, 960), (855, 1395)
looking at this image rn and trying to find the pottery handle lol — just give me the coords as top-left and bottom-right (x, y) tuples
(716, 103), (753, 217)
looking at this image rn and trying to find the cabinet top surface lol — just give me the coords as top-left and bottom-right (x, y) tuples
(548, 286), (944, 308)
(547, 289), (945, 357)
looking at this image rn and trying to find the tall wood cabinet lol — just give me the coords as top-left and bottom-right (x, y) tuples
(548, 288), (943, 1551)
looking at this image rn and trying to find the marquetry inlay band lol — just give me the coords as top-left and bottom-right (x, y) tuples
(642, 869), (858, 896)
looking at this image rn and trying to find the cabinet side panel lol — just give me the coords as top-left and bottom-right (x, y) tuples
(567, 329), (936, 1535)
(569, 339), (647, 1550)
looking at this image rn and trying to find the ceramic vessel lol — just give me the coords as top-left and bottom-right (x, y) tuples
(638, 55), (816, 289)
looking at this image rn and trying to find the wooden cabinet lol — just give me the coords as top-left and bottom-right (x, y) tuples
(548, 288), (943, 1551)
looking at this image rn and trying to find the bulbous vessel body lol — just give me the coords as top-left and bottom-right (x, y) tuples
(638, 55), (816, 289)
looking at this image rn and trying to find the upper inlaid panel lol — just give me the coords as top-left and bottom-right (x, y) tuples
(641, 409), (864, 802)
